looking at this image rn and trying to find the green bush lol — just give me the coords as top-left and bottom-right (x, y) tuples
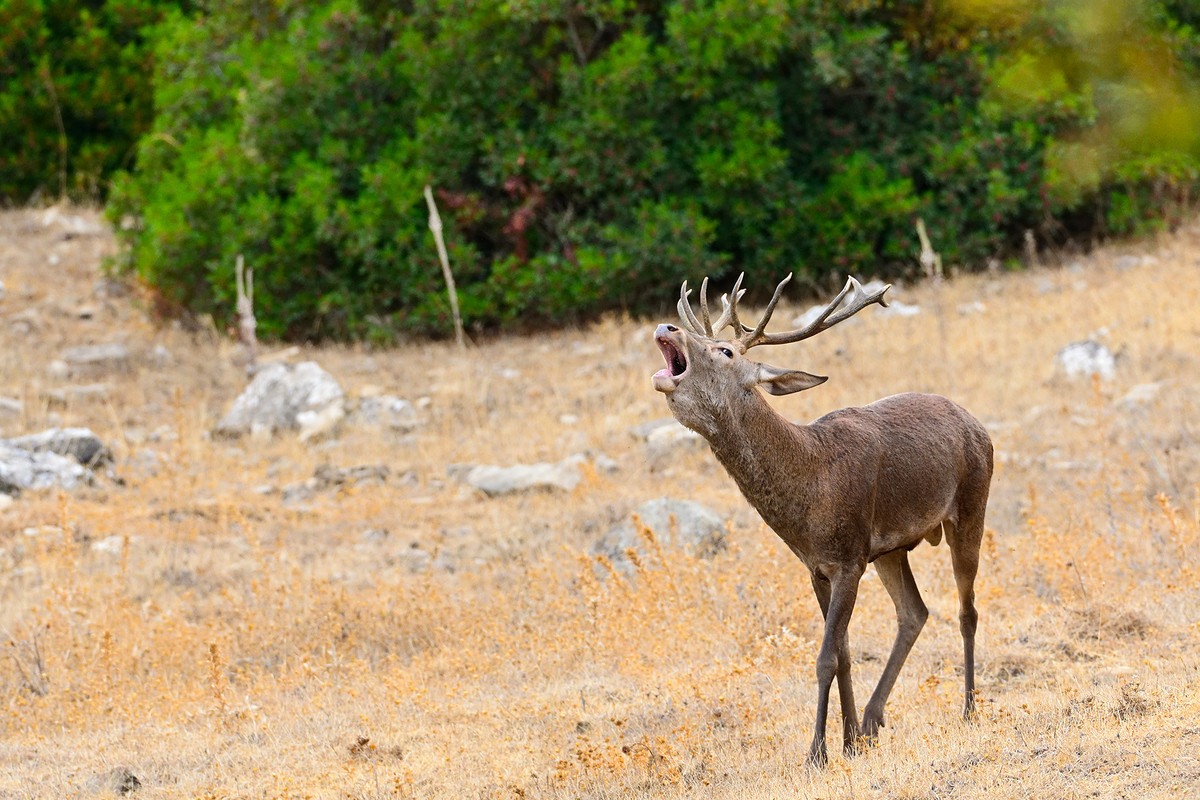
(106, 0), (1200, 340)
(0, 0), (184, 202)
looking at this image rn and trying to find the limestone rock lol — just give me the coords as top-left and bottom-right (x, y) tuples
(1056, 341), (1116, 380)
(5, 427), (111, 466)
(461, 454), (587, 496)
(0, 442), (90, 494)
(215, 361), (346, 440)
(354, 395), (421, 431)
(594, 498), (728, 571)
(61, 342), (132, 372)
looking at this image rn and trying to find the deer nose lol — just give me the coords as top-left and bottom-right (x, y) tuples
(656, 324), (678, 337)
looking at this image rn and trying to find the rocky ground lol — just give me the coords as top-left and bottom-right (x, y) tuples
(1, 206), (1199, 798)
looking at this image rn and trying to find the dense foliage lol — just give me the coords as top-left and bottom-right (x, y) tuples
(0, 0), (185, 202)
(76, 1), (1200, 337)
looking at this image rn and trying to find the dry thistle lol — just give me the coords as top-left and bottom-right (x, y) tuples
(207, 641), (227, 718)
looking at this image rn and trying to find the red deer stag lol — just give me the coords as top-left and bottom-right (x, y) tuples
(652, 273), (993, 767)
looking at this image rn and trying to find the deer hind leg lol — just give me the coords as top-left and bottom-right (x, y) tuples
(808, 568), (862, 765)
(861, 549), (928, 741)
(947, 516), (984, 719)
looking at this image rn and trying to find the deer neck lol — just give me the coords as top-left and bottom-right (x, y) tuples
(702, 389), (818, 516)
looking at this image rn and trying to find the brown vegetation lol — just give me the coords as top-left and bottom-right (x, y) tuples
(1, 208), (1199, 797)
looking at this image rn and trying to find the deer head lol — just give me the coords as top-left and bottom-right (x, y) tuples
(653, 273), (891, 433)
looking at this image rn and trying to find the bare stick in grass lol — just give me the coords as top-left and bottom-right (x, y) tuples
(424, 185), (466, 350)
(235, 254), (258, 372)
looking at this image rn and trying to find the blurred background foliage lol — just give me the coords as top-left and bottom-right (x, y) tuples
(4, 0), (1200, 339)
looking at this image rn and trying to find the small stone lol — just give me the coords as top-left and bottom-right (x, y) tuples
(646, 422), (705, 467)
(151, 345), (173, 366)
(93, 278), (128, 298)
(61, 342), (131, 371)
(878, 300), (920, 317)
(361, 527), (390, 543)
(957, 301), (986, 316)
(354, 395), (420, 431)
(1056, 341), (1116, 380)
(91, 535), (124, 555)
(46, 360), (70, 379)
(628, 418), (680, 441)
(91, 767), (141, 795)
(0, 494), (13, 511)
(462, 455), (587, 495)
(5, 427), (111, 466)
(40, 383), (111, 406)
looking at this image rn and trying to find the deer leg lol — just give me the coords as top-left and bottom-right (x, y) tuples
(806, 567), (861, 768)
(861, 549), (928, 740)
(948, 521), (982, 719)
(809, 571), (861, 757)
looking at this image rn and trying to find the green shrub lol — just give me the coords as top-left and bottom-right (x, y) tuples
(107, 0), (1200, 340)
(0, 0), (184, 202)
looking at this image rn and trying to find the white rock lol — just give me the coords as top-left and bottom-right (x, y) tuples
(878, 300), (921, 317)
(40, 206), (105, 236)
(0, 494), (13, 511)
(61, 343), (131, 372)
(594, 498), (729, 572)
(0, 443), (90, 493)
(151, 345), (173, 366)
(791, 278), (891, 328)
(4, 427), (111, 466)
(355, 395), (420, 431)
(645, 421), (705, 466)
(957, 301), (987, 316)
(91, 536), (124, 555)
(1056, 341), (1116, 380)
(463, 454), (587, 495)
(215, 361), (346, 439)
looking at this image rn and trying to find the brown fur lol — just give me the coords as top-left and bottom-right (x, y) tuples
(654, 322), (994, 767)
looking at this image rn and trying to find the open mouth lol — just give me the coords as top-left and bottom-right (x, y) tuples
(653, 334), (688, 392)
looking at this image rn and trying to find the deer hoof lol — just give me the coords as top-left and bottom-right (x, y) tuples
(861, 709), (886, 739)
(806, 741), (829, 769)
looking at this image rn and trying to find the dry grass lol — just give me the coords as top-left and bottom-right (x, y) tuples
(1, 207), (1200, 798)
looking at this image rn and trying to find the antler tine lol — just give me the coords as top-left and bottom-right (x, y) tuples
(678, 281), (705, 334)
(739, 273), (793, 347)
(750, 276), (891, 348)
(712, 272), (746, 335)
(699, 277), (714, 336)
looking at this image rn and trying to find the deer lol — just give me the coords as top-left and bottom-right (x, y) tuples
(651, 273), (993, 768)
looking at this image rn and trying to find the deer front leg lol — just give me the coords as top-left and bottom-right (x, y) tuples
(809, 571), (861, 757)
(807, 566), (862, 768)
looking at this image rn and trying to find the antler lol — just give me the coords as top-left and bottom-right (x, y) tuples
(719, 273), (891, 350)
(678, 274), (744, 337)
(678, 273), (890, 347)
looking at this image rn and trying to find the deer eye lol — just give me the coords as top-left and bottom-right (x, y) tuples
(718, 347), (733, 359)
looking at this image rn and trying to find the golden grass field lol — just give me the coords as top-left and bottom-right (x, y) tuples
(1, 206), (1199, 798)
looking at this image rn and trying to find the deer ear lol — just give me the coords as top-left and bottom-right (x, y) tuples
(754, 363), (828, 396)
